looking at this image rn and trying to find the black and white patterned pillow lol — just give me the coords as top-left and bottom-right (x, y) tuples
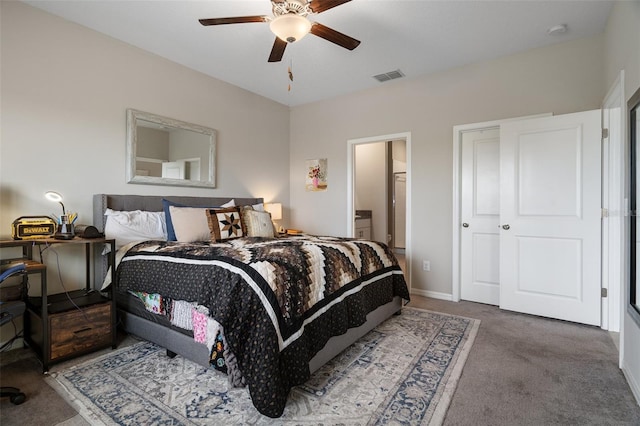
(206, 207), (244, 241)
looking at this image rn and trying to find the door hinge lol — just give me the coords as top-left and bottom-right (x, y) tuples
(602, 208), (609, 218)
(601, 288), (608, 298)
(602, 128), (609, 139)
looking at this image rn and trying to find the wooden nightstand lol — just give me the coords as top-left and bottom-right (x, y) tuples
(0, 237), (117, 372)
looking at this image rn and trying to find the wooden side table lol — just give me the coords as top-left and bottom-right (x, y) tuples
(0, 237), (117, 372)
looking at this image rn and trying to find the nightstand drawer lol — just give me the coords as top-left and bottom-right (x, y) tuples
(50, 303), (112, 360)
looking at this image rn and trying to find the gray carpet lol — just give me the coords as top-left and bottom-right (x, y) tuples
(417, 297), (640, 425)
(0, 354), (78, 425)
(2, 296), (639, 425)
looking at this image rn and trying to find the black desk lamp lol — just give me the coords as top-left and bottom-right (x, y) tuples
(45, 191), (74, 239)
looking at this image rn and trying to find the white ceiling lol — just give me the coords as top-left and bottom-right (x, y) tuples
(23, 0), (613, 107)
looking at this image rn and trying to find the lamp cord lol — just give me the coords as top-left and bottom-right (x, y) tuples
(39, 244), (92, 324)
(0, 270), (29, 352)
(0, 318), (22, 352)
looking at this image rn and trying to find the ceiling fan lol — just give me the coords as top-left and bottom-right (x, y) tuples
(199, 0), (360, 63)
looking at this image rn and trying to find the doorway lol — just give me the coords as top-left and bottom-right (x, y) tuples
(347, 132), (412, 292)
(352, 140), (406, 250)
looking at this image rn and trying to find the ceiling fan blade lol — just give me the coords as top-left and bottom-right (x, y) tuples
(310, 22), (360, 50)
(268, 37), (288, 62)
(308, 0), (352, 14)
(199, 16), (268, 26)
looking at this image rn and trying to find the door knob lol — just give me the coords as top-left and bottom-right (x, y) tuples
(502, 224), (510, 230)
(462, 223), (469, 228)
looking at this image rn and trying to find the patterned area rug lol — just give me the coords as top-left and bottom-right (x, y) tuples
(48, 308), (479, 425)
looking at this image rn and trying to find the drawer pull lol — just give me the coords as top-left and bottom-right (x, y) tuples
(73, 327), (93, 335)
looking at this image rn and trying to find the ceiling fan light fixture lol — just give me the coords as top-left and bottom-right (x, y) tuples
(270, 14), (311, 43)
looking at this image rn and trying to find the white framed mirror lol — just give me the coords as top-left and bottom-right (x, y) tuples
(126, 109), (216, 188)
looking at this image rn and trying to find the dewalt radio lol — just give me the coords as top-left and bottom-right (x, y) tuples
(11, 216), (57, 240)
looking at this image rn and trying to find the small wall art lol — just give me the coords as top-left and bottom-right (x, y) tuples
(306, 158), (328, 192)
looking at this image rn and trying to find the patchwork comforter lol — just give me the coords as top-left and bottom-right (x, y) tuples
(116, 234), (409, 417)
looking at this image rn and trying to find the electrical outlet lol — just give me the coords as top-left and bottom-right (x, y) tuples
(423, 260), (431, 271)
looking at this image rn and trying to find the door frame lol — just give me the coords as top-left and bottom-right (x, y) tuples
(452, 114), (550, 303)
(347, 132), (412, 293)
(601, 70), (625, 334)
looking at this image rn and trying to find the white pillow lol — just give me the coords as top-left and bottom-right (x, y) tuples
(169, 201), (233, 242)
(163, 198), (235, 241)
(104, 209), (167, 249)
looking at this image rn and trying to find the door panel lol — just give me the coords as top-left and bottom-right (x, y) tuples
(518, 128), (580, 217)
(473, 233), (500, 285)
(516, 236), (581, 299)
(500, 110), (601, 325)
(461, 129), (500, 305)
(161, 161), (186, 179)
(475, 141), (500, 216)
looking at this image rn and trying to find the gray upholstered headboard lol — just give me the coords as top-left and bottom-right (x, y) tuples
(92, 194), (264, 287)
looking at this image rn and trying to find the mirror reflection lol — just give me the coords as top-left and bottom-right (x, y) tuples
(630, 86), (640, 317)
(126, 109), (216, 188)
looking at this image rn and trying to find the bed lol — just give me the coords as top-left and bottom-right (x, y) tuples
(92, 194), (410, 418)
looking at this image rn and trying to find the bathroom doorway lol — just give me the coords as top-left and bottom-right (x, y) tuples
(347, 132), (411, 290)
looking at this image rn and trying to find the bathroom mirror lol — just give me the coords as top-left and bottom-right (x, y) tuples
(126, 109), (216, 188)
(629, 86), (640, 322)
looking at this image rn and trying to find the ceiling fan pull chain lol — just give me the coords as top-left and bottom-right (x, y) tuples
(288, 59), (294, 92)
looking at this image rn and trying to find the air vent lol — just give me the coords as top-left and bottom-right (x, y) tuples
(373, 69), (405, 83)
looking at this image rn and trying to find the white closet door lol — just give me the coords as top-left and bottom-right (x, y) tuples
(460, 128), (500, 305)
(499, 110), (601, 325)
(162, 161), (186, 179)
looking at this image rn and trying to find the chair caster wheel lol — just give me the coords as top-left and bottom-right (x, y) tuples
(10, 392), (26, 405)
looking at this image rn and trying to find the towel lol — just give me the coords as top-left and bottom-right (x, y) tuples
(171, 300), (195, 330)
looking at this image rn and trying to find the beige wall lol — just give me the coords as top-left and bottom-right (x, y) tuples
(290, 34), (604, 296)
(604, 0), (640, 407)
(604, 0), (640, 101)
(0, 2), (290, 293)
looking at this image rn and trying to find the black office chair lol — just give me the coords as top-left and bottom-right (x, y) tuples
(0, 263), (27, 405)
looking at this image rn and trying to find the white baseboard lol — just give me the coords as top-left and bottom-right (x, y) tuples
(411, 288), (453, 301)
(622, 364), (640, 407)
